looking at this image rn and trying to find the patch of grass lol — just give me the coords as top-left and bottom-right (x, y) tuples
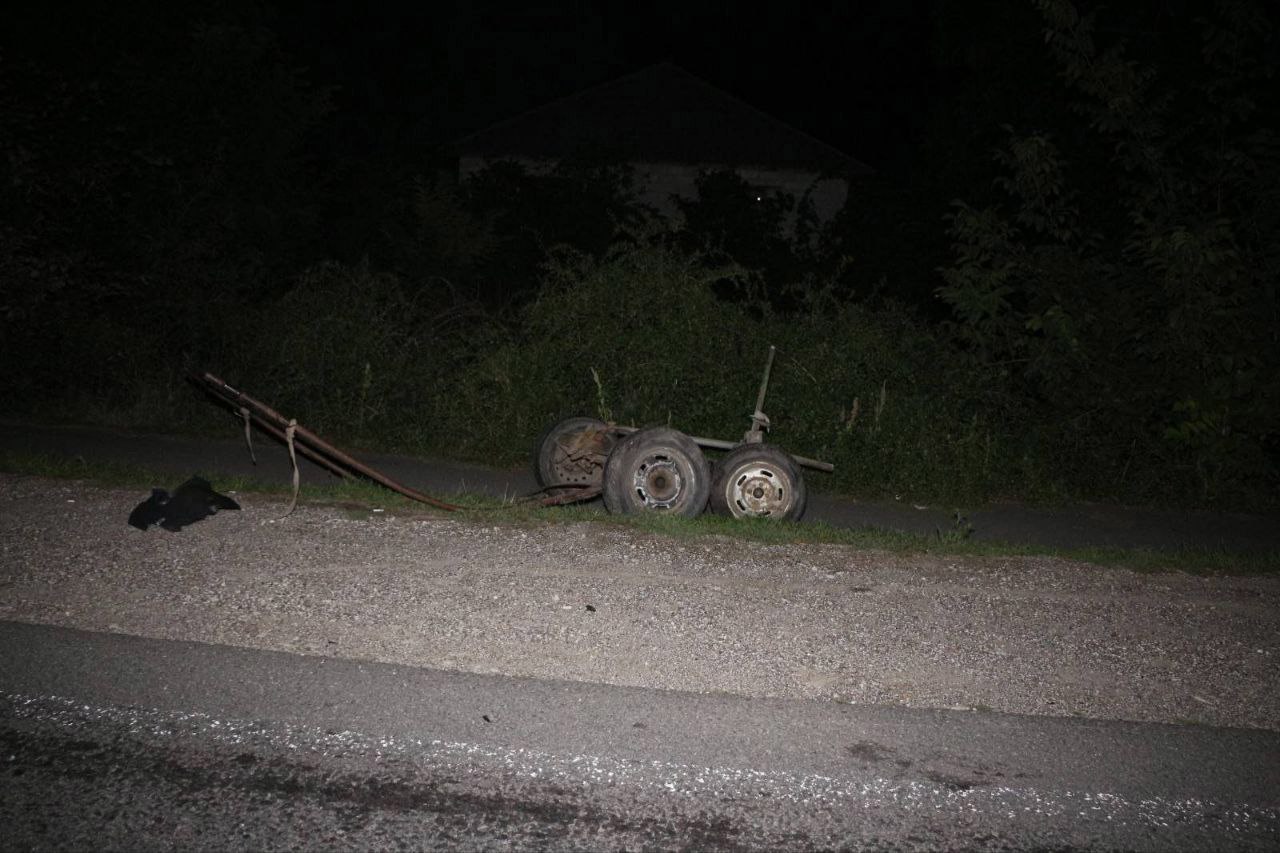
(0, 451), (302, 497)
(1059, 544), (1280, 577)
(2, 450), (1275, 575)
(0, 451), (188, 490)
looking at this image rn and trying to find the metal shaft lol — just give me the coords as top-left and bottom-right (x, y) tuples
(196, 373), (463, 511)
(754, 345), (776, 416)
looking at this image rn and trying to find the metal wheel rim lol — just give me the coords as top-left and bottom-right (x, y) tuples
(550, 436), (598, 485)
(727, 463), (793, 517)
(632, 454), (684, 509)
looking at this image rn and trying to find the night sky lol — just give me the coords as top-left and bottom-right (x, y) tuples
(268, 0), (940, 169)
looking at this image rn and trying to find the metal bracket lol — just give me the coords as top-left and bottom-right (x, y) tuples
(744, 345), (776, 443)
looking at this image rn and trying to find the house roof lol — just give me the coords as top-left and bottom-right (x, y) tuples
(455, 62), (873, 176)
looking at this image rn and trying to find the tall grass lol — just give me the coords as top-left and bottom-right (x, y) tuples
(420, 246), (1020, 502)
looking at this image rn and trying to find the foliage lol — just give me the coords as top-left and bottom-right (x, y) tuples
(422, 244), (1018, 503)
(229, 261), (505, 448)
(936, 0), (1280, 503)
(673, 170), (796, 277)
(0, 3), (332, 416)
(456, 158), (659, 306)
(426, 245), (754, 460)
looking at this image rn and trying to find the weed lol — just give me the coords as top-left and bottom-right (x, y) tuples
(590, 367), (614, 424)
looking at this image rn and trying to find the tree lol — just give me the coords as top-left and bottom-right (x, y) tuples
(457, 158), (654, 307)
(936, 0), (1279, 501)
(0, 1), (332, 400)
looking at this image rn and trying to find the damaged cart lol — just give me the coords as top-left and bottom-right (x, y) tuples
(195, 345), (830, 520)
(534, 346), (832, 521)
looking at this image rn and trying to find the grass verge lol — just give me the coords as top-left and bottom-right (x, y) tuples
(2, 450), (1275, 576)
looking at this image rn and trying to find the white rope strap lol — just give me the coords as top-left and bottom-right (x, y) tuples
(280, 418), (299, 519)
(239, 406), (257, 464)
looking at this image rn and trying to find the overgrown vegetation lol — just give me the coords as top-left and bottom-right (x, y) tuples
(1, 1), (1275, 510)
(937, 0), (1280, 505)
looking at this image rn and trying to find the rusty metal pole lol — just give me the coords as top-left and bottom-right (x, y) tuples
(237, 411), (354, 481)
(197, 373), (464, 512)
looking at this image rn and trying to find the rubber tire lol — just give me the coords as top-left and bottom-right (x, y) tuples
(709, 444), (807, 521)
(533, 416), (615, 490)
(601, 427), (711, 518)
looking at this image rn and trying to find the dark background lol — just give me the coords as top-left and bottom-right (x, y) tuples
(267, 0), (940, 168)
(2, 0), (1277, 508)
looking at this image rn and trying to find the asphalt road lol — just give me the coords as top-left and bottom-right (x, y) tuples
(2, 620), (1278, 851)
(3, 419), (1279, 553)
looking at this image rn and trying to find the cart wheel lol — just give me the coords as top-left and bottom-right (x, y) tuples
(533, 416), (616, 492)
(602, 427), (710, 518)
(709, 444), (807, 521)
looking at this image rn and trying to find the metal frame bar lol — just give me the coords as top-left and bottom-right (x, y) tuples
(607, 426), (834, 472)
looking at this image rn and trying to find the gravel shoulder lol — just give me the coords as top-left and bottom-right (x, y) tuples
(2, 473), (1277, 731)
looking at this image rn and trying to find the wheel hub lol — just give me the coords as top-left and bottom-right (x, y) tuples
(730, 466), (789, 516)
(633, 456), (683, 509)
